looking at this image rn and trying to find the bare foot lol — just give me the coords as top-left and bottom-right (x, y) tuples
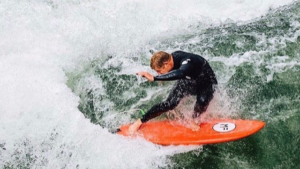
(190, 120), (200, 131)
(128, 119), (142, 135)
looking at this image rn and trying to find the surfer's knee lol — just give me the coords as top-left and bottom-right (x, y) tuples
(162, 98), (180, 111)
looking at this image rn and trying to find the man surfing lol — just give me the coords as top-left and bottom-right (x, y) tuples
(129, 51), (217, 134)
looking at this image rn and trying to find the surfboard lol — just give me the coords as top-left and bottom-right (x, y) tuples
(117, 119), (265, 145)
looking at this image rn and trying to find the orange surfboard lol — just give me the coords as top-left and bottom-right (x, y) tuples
(117, 119), (265, 145)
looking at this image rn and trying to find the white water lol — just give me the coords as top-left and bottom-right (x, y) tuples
(0, 0), (295, 168)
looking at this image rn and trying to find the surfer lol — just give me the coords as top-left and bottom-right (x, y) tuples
(129, 51), (217, 134)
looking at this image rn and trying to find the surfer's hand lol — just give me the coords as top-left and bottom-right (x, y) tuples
(136, 72), (154, 81)
(129, 119), (142, 135)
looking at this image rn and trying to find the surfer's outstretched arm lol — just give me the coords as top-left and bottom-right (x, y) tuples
(136, 72), (154, 81)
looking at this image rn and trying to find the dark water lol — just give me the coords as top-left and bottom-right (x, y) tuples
(67, 1), (300, 169)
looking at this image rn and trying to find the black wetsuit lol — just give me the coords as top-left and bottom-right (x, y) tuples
(140, 51), (218, 123)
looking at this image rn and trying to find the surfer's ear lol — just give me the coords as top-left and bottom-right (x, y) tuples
(163, 61), (169, 67)
(163, 57), (173, 71)
(164, 62), (171, 69)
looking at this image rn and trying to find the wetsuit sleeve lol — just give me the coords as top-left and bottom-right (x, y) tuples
(154, 59), (193, 81)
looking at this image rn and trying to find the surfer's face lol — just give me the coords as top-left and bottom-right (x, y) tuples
(154, 62), (172, 75)
(153, 56), (174, 75)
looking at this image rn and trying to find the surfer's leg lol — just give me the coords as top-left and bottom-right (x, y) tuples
(192, 85), (215, 118)
(189, 85), (215, 131)
(141, 80), (188, 123)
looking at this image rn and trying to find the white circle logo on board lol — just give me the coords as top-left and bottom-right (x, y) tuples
(213, 122), (236, 132)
